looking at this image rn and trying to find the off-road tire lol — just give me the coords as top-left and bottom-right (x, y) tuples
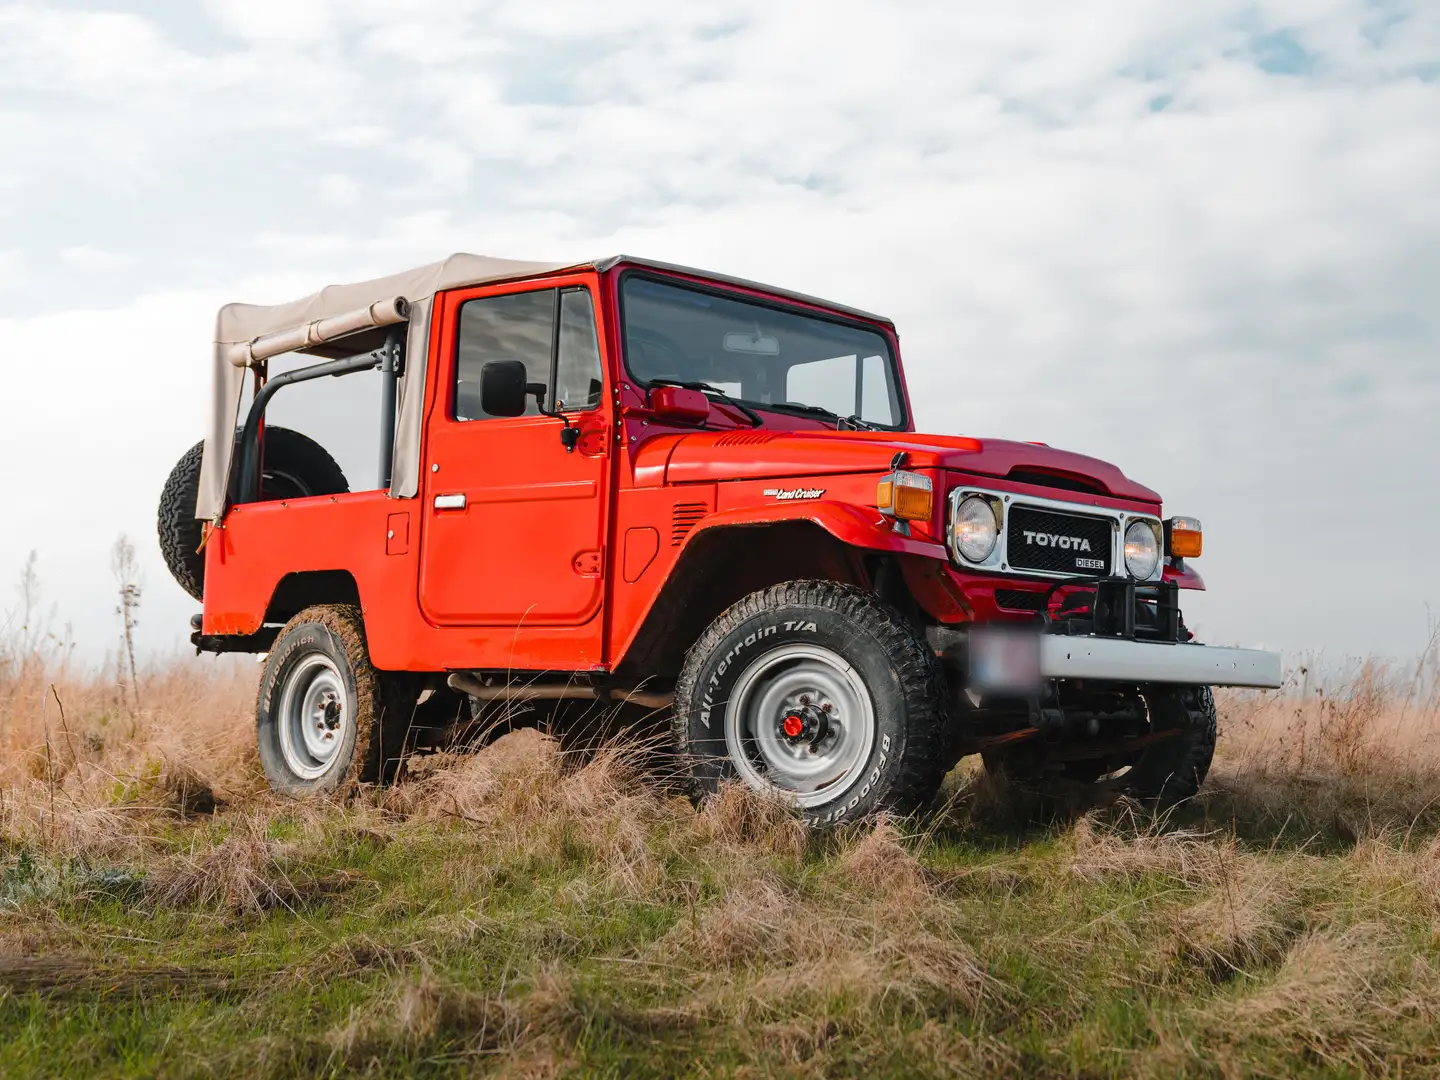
(157, 440), (208, 601)
(256, 605), (411, 796)
(984, 685), (1217, 805)
(1121, 686), (1217, 802)
(157, 428), (349, 601)
(673, 581), (948, 827)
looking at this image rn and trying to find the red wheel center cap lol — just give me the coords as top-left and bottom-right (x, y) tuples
(782, 713), (805, 738)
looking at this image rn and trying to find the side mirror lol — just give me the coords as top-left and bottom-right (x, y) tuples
(650, 385), (710, 424)
(479, 360), (529, 417)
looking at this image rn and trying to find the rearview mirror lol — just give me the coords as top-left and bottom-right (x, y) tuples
(480, 360), (529, 417)
(723, 330), (780, 355)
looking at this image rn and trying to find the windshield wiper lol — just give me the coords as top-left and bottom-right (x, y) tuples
(649, 379), (764, 428)
(762, 400), (878, 431)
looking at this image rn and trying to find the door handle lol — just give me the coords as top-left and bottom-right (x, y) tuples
(433, 493), (467, 510)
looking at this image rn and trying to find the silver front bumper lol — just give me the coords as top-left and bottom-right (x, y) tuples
(1038, 636), (1281, 689)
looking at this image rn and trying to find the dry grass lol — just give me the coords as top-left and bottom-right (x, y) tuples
(1209, 653), (1440, 840)
(3, 611), (1440, 1076)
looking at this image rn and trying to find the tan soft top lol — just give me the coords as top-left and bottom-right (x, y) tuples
(199, 253), (892, 519)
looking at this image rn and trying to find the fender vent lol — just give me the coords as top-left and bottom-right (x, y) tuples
(715, 431), (781, 447)
(671, 502), (707, 545)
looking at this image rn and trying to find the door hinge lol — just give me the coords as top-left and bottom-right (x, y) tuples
(572, 550), (603, 577)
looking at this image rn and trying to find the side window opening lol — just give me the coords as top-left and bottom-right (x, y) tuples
(454, 287), (603, 421)
(230, 323), (406, 506)
(264, 351), (385, 491)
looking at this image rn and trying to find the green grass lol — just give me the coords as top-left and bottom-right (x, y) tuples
(4, 737), (1440, 1079)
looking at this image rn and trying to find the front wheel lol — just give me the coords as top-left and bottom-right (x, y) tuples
(673, 581), (948, 826)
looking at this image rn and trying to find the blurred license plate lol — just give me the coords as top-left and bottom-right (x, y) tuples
(969, 626), (1042, 693)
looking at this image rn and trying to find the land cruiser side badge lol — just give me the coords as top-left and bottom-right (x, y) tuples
(763, 487), (826, 500)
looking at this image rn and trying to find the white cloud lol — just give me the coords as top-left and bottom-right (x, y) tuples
(201, 0), (337, 43)
(316, 173), (361, 206)
(60, 245), (135, 271)
(0, 0), (1438, 662)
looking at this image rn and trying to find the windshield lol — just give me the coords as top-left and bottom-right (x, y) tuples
(620, 275), (905, 429)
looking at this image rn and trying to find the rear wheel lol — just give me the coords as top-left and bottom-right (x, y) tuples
(673, 581), (947, 827)
(256, 605), (410, 796)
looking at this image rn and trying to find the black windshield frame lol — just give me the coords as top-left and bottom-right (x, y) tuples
(616, 270), (908, 431)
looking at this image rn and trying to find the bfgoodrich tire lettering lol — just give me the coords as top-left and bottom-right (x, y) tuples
(673, 581), (947, 826)
(256, 604), (405, 796)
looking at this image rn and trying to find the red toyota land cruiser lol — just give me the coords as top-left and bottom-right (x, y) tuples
(158, 254), (1280, 825)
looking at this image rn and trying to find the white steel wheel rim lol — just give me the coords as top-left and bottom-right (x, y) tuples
(724, 643), (876, 808)
(277, 653), (349, 780)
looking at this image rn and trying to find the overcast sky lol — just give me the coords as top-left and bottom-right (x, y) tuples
(1, 0), (1437, 668)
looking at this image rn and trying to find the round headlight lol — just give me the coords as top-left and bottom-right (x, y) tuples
(954, 497), (999, 563)
(1124, 520), (1160, 579)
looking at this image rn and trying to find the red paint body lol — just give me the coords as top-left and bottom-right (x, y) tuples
(202, 262), (1197, 675)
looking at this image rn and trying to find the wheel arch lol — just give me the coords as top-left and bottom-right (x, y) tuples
(614, 519), (882, 681)
(264, 569), (363, 627)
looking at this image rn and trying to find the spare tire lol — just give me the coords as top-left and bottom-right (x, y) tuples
(157, 427), (349, 601)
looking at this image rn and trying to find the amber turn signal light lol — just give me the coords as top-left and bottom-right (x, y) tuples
(877, 470), (934, 522)
(1166, 516), (1203, 558)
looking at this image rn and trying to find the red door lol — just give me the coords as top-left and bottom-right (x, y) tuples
(419, 276), (612, 628)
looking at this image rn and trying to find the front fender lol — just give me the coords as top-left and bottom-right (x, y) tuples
(685, 501), (949, 561)
(1164, 561), (1206, 591)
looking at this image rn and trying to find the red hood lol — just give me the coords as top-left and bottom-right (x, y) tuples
(646, 429), (1160, 503)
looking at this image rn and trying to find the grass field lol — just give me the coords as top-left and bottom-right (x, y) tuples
(3, 640), (1440, 1078)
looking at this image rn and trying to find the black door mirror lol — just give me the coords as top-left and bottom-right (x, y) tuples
(479, 360), (529, 417)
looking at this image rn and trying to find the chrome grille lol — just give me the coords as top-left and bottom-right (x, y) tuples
(1006, 507), (1112, 577)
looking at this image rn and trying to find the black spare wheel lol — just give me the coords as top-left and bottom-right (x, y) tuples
(673, 580), (949, 827)
(157, 427), (349, 600)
